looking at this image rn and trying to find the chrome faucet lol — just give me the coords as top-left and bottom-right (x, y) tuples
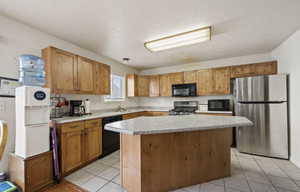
(116, 105), (127, 112)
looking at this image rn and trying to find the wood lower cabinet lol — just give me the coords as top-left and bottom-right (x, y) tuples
(123, 112), (148, 120)
(123, 111), (168, 120)
(59, 121), (85, 174)
(145, 111), (169, 116)
(84, 119), (102, 162)
(149, 75), (160, 97)
(9, 151), (54, 192)
(58, 119), (102, 176)
(42, 46), (111, 95)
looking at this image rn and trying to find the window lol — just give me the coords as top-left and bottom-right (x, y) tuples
(104, 74), (125, 101)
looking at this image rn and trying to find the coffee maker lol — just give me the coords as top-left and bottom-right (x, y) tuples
(70, 100), (85, 116)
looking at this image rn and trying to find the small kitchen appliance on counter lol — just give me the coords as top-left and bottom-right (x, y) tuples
(15, 86), (50, 158)
(208, 99), (231, 111)
(169, 101), (198, 115)
(69, 100), (85, 116)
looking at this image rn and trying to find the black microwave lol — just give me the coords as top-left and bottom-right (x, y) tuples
(208, 99), (230, 111)
(172, 83), (197, 97)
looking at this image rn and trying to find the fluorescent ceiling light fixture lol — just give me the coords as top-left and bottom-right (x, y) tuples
(144, 26), (211, 52)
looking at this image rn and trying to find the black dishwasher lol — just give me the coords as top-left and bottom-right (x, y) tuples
(101, 115), (123, 157)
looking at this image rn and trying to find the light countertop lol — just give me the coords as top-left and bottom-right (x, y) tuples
(51, 107), (170, 124)
(195, 110), (233, 114)
(105, 115), (252, 135)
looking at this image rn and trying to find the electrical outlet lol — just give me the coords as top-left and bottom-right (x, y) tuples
(0, 102), (6, 112)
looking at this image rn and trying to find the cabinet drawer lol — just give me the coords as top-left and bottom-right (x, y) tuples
(85, 119), (101, 128)
(60, 121), (84, 133)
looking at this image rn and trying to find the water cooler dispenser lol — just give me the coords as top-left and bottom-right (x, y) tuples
(15, 86), (50, 158)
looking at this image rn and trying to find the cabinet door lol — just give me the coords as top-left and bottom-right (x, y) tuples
(149, 75), (160, 97)
(137, 76), (149, 97)
(197, 69), (214, 96)
(159, 74), (171, 96)
(127, 74), (138, 97)
(85, 119), (102, 162)
(183, 71), (197, 83)
(169, 72), (184, 85)
(61, 129), (84, 174)
(99, 64), (111, 94)
(253, 61), (277, 76)
(213, 67), (231, 95)
(51, 48), (78, 93)
(95, 62), (111, 95)
(26, 151), (53, 192)
(123, 112), (147, 120)
(231, 64), (254, 78)
(77, 56), (95, 94)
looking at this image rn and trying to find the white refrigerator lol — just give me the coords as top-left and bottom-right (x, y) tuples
(0, 77), (17, 172)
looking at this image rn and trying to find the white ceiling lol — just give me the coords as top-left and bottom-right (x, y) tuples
(1, 0), (300, 69)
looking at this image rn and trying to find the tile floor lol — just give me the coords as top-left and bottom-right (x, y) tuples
(66, 149), (300, 192)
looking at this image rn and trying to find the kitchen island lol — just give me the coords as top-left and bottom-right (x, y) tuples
(105, 115), (252, 192)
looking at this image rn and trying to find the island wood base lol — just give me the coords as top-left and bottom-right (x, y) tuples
(120, 128), (232, 192)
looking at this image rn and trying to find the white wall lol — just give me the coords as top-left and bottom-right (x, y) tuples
(0, 15), (139, 172)
(0, 15), (140, 110)
(272, 29), (300, 167)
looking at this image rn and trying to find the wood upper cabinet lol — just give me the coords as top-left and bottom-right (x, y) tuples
(159, 74), (171, 96)
(230, 64), (254, 78)
(126, 74), (150, 97)
(183, 71), (197, 83)
(169, 72), (184, 85)
(42, 46), (111, 95)
(254, 61), (277, 76)
(137, 76), (150, 97)
(95, 62), (111, 95)
(127, 74), (138, 97)
(84, 119), (102, 162)
(149, 75), (160, 97)
(197, 67), (231, 96)
(231, 61), (277, 78)
(213, 67), (231, 95)
(43, 47), (78, 93)
(197, 69), (214, 96)
(77, 56), (95, 94)
(159, 72), (183, 96)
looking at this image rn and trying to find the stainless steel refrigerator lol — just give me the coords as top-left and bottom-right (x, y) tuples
(235, 74), (289, 159)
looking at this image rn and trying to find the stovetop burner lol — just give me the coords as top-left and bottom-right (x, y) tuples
(168, 101), (199, 115)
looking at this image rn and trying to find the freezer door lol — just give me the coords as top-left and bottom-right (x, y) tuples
(236, 102), (288, 159)
(235, 74), (287, 102)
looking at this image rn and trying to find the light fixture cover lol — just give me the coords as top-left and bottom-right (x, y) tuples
(144, 26), (211, 52)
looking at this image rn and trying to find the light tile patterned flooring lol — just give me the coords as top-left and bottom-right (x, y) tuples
(66, 149), (300, 192)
